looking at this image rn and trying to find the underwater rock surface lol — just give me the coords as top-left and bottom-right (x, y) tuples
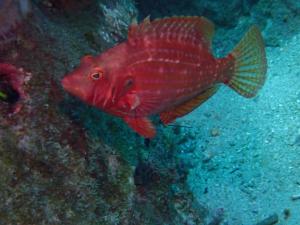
(0, 0), (207, 224)
(0, 0), (31, 48)
(137, 0), (258, 27)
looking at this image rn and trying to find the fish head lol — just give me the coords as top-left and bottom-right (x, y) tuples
(62, 55), (108, 104)
(62, 44), (130, 109)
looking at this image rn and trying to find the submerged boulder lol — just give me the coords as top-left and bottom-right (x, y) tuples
(0, 1), (207, 224)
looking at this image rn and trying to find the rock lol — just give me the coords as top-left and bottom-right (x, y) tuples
(291, 194), (300, 201)
(207, 208), (225, 225)
(293, 135), (300, 146)
(0, 1), (207, 224)
(136, 0), (259, 27)
(255, 213), (279, 225)
(202, 151), (214, 163)
(284, 0), (300, 13)
(97, 0), (138, 48)
(194, 0), (256, 27)
(211, 128), (220, 137)
(283, 208), (291, 220)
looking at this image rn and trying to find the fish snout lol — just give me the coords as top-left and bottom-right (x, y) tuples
(61, 76), (69, 90)
(61, 75), (89, 101)
(61, 76), (74, 93)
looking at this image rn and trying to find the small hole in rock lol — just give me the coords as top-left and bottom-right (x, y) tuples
(0, 79), (20, 104)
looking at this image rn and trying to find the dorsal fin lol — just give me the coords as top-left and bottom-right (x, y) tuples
(128, 16), (150, 39)
(160, 85), (219, 125)
(128, 16), (215, 48)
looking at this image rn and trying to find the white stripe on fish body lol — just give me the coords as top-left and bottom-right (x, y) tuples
(127, 48), (202, 68)
(131, 58), (208, 85)
(135, 71), (209, 102)
(129, 57), (203, 73)
(125, 47), (217, 107)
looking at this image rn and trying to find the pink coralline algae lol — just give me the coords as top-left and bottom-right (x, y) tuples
(0, 63), (31, 114)
(0, 0), (31, 46)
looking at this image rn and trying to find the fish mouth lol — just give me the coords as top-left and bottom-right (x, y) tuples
(61, 76), (72, 92)
(61, 76), (88, 100)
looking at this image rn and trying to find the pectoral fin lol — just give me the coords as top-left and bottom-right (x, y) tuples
(124, 117), (156, 138)
(160, 85), (219, 124)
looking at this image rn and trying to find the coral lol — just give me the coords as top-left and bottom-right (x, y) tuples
(0, 63), (31, 115)
(97, 0), (138, 48)
(0, 0), (31, 48)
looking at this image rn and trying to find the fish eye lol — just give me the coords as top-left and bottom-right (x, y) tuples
(124, 78), (134, 88)
(90, 71), (103, 80)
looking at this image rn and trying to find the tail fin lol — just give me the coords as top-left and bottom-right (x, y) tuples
(225, 26), (267, 98)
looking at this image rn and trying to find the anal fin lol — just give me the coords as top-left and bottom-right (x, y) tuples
(124, 117), (156, 138)
(160, 85), (219, 125)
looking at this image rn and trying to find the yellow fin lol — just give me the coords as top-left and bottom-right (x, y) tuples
(160, 86), (219, 125)
(227, 26), (267, 98)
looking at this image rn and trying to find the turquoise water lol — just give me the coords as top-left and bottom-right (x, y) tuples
(0, 0), (299, 224)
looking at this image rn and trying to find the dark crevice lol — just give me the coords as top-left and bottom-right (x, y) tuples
(0, 76), (20, 105)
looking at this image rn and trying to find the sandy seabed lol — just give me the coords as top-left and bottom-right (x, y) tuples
(184, 34), (300, 225)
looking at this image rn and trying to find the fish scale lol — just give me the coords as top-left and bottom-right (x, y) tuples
(62, 16), (267, 138)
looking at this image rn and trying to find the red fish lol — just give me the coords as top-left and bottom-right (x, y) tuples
(62, 16), (267, 138)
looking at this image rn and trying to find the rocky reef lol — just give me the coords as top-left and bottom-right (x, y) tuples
(0, 0), (207, 224)
(0, 0), (32, 48)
